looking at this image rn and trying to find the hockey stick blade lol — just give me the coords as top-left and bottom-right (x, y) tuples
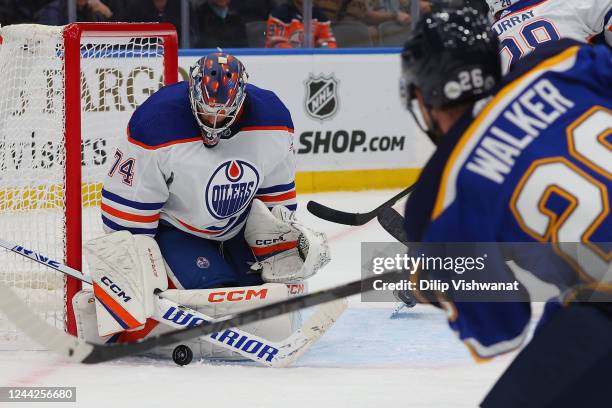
(307, 183), (416, 226)
(377, 206), (410, 246)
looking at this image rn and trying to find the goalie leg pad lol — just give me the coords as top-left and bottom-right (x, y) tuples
(85, 231), (168, 336)
(157, 283), (302, 360)
(73, 289), (110, 345)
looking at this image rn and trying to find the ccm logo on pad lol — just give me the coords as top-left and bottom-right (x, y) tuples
(208, 288), (268, 303)
(101, 276), (132, 302)
(255, 237), (285, 246)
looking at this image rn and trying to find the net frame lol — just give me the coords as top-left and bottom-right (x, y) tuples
(0, 23), (178, 340)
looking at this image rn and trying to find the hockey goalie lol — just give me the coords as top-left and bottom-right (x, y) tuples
(72, 52), (333, 363)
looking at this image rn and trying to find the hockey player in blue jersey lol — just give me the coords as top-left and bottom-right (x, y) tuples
(399, 7), (611, 407)
(70, 52), (331, 359)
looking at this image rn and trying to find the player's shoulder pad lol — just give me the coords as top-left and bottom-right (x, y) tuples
(128, 81), (202, 149)
(504, 39), (611, 95)
(235, 83), (294, 133)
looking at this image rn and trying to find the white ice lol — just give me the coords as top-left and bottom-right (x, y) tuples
(0, 189), (529, 408)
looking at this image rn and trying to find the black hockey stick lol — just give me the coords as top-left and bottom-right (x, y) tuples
(0, 237), (344, 367)
(376, 207), (420, 315)
(307, 183), (416, 226)
(376, 206), (410, 246)
(0, 257), (404, 364)
(80, 271), (401, 364)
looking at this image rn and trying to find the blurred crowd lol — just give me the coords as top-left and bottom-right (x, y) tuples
(0, 0), (488, 48)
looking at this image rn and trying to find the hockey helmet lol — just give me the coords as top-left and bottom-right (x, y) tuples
(189, 52), (249, 147)
(485, 0), (521, 17)
(400, 7), (501, 110)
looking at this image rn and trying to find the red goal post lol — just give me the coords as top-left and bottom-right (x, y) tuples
(0, 23), (178, 343)
(63, 23), (178, 336)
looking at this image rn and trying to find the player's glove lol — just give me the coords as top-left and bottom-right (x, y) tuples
(245, 199), (330, 283)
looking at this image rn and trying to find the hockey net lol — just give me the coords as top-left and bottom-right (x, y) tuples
(0, 23), (178, 349)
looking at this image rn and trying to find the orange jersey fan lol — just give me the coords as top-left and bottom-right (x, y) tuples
(266, 3), (337, 48)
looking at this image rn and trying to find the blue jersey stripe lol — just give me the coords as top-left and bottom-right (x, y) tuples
(217, 207), (251, 238)
(257, 181), (295, 194)
(101, 188), (164, 211)
(102, 215), (158, 235)
(504, 0), (548, 15)
(94, 295), (129, 330)
(605, 8), (612, 25)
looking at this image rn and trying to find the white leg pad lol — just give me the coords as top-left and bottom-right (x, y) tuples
(85, 231), (168, 336)
(157, 283), (305, 361)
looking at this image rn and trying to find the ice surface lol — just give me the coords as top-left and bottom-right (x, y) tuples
(0, 189), (525, 407)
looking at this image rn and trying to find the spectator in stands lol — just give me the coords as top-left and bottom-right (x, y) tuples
(315, 0), (431, 44)
(106, 0), (128, 21)
(314, 0), (368, 22)
(38, 0), (115, 25)
(124, 0), (181, 37)
(367, 0), (432, 26)
(231, 0), (280, 23)
(1, 1), (50, 26)
(266, 0), (336, 48)
(315, 0), (430, 24)
(191, 0), (247, 48)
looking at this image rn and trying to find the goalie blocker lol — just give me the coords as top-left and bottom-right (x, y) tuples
(76, 200), (330, 360)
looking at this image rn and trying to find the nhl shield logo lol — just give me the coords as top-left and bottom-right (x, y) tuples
(304, 74), (339, 121)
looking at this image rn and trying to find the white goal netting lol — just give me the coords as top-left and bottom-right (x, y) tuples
(0, 24), (172, 349)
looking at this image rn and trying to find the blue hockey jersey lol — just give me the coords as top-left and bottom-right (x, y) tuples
(404, 40), (612, 359)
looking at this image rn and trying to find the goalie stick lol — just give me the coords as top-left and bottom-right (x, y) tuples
(0, 255), (403, 364)
(306, 183), (416, 226)
(0, 237), (346, 367)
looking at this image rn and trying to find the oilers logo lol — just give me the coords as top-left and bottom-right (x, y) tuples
(205, 160), (260, 220)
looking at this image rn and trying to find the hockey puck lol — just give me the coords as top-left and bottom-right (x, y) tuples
(172, 344), (193, 366)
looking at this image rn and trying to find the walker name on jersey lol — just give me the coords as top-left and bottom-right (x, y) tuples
(205, 160), (260, 220)
(493, 10), (535, 35)
(466, 79), (575, 184)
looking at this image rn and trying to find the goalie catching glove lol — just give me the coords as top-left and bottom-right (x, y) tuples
(245, 199), (331, 283)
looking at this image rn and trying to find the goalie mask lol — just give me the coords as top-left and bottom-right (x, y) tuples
(189, 52), (249, 147)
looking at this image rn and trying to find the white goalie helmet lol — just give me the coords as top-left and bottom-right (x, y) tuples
(486, 0), (520, 16)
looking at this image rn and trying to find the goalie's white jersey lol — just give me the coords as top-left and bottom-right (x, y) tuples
(101, 81), (297, 241)
(492, 0), (612, 72)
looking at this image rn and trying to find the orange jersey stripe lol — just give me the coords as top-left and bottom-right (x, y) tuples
(128, 135), (202, 150)
(240, 126), (294, 133)
(257, 190), (297, 203)
(101, 203), (160, 223)
(127, 126), (202, 150)
(252, 240), (298, 257)
(176, 218), (224, 235)
(93, 283), (142, 329)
